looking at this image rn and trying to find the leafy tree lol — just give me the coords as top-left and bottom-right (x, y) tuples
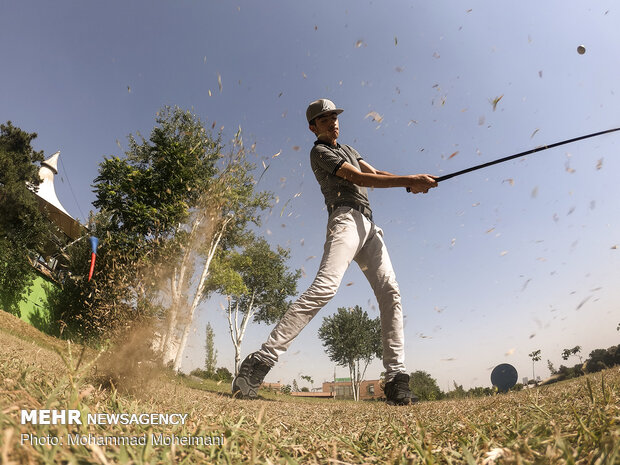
(318, 306), (381, 401)
(189, 368), (209, 379)
(46, 214), (161, 340)
(543, 344), (620, 383)
(562, 345), (583, 363)
(50, 107), (270, 351)
(205, 235), (300, 375)
(215, 367), (232, 382)
(547, 359), (557, 375)
(292, 379), (300, 392)
(528, 349), (541, 382)
(585, 345), (620, 373)
(0, 122), (47, 315)
(409, 370), (443, 401)
(167, 130), (272, 371)
(280, 384), (292, 395)
(190, 365), (233, 382)
(47, 106), (220, 340)
(204, 322), (217, 377)
(555, 363), (584, 380)
(94, 107), (219, 236)
(301, 374), (314, 391)
(445, 381), (467, 399)
(91, 106), (223, 348)
(467, 386), (494, 398)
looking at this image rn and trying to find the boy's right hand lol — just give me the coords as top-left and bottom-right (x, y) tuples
(407, 174), (438, 194)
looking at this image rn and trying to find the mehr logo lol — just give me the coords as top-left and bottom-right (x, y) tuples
(21, 410), (82, 425)
(21, 410), (189, 425)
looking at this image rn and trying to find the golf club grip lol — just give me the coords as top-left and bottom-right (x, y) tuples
(432, 127), (620, 183)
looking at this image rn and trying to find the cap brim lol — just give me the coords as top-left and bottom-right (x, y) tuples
(311, 108), (344, 122)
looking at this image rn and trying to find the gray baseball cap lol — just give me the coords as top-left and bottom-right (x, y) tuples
(306, 99), (344, 123)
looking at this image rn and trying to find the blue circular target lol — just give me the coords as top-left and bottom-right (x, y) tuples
(491, 363), (518, 392)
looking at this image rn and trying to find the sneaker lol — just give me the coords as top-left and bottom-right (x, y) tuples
(232, 353), (271, 399)
(384, 373), (418, 406)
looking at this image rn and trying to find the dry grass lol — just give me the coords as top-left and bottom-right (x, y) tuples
(0, 311), (618, 464)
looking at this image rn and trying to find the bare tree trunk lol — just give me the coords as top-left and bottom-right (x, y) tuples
(161, 218), (201, 363)
(226, 291), (256, 376)
(227, 299), (242, 376)
(160, 267), (183, 362)
(348, 358), (371, 402)
(172, 215), (232, 371)
(349, 363), (358, 401)
(357, 359), (362, 401)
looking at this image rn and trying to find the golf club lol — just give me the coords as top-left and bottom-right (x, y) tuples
(407, 127), (620, 190)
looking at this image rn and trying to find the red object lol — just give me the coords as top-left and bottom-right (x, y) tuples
(88, 253), (96, 281)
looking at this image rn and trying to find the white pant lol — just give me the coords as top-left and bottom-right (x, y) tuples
(257, 206), (406, 380)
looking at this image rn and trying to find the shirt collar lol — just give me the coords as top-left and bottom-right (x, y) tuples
(314, 140), (340, 149)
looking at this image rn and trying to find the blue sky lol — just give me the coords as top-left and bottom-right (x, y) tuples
(3, 1), (619, 390)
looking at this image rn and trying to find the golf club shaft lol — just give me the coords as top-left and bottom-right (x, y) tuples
(434, 127), (620, 183)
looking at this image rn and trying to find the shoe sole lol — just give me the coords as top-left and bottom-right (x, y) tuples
(386, 399), (411, 406)
(232, 376), (258, 399)
(386, 396), (419, 406)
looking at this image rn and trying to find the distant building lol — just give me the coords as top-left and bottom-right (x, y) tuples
(260, 377), (384, 400)
(322, 378), (384, 400)
(261, 382), (283, 392)
(290, 391), (335, 398)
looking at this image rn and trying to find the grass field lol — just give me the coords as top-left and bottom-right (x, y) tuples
(0, 311), (618, 464)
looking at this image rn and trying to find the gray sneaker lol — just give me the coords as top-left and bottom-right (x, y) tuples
(232, 353), (271, 399)
(384, 373), (418, 406)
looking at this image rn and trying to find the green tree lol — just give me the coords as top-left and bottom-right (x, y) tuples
(94, 107), (219, 236)
(409, 370), (443, 401)
(444, 381), (467, 399)
(48, 107), (220, 340)
(562, 345), (583, 363)
(215, 367), (232, 382)
(555, 363), (584, 380)
(189, 368), (209, 379)
(0, 122), (47, 315)
(168, 128), (271, 371)
(467, 386), (494, 398)
(205, 322), (217, 377)
(585, 345), (620, 373)
(205, 235), (300, 375)
(318, 306), (381, 401)
(94, 106), (222, 348)
(50, 107), (270, 351)
(45, 213), (160, 340)
(529, 349), (542, 383)
(301, 374), (314, 391)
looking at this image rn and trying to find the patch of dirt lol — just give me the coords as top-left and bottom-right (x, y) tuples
(93, 323), (162, 395)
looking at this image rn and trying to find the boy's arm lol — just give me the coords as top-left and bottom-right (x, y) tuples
(335, 161), (437, 193)
(358, 159), (395, 176)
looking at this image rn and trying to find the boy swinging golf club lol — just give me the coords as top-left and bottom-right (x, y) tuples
(232, 99), (438, 405)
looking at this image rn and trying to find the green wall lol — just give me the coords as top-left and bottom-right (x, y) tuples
(18, 272), (56, 331)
